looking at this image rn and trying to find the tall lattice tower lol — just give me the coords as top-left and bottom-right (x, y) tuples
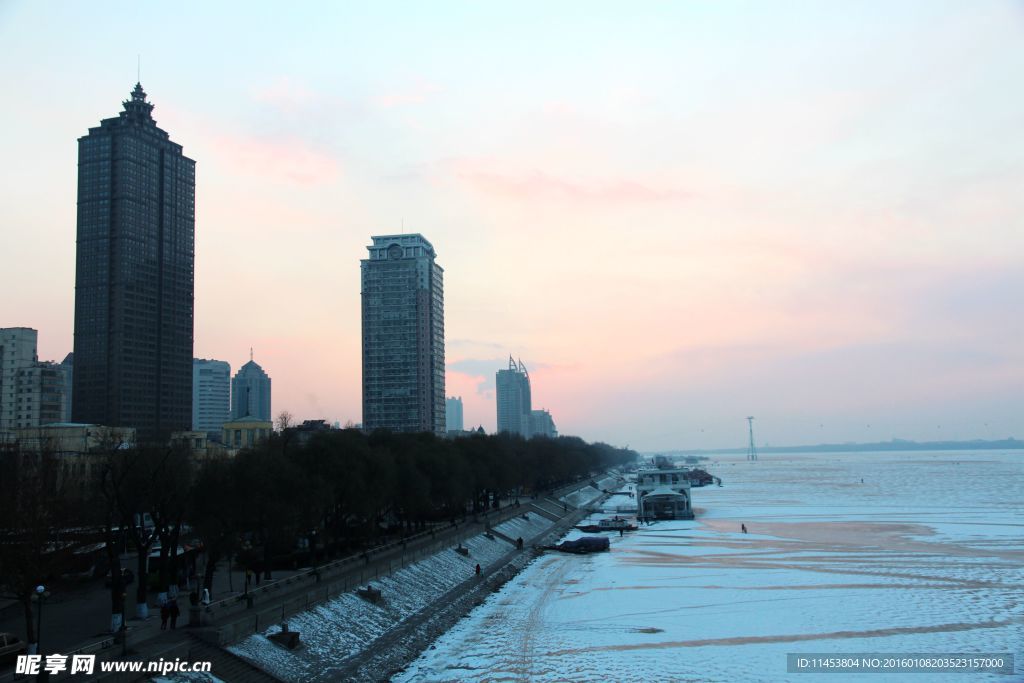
(746, 416), (758, 461)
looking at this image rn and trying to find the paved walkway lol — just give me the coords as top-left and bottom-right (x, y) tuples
(0, 554), (298, 680)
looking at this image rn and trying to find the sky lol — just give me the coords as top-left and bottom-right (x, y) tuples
(1, 1), (1022, 451)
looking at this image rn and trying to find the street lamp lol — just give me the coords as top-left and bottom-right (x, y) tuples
(32, 585), (49, 647)
(120, 591), (128, 657)
(32, 585), (50, 682)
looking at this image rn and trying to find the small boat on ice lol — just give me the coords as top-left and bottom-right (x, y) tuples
(543, 537), (610, 554)
(575, 516), (638, 533)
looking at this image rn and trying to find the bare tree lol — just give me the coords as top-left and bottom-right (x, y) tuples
(190, 457), (238, 600)
(153, 443), (192, 604)
(0, 441), (74, 654)
(275, 410), (294, 433)
(97, 444), (188, 620)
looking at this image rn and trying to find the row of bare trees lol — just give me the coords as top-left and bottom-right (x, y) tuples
(0, 430), (635, 650)
(0, 440), (194, 645)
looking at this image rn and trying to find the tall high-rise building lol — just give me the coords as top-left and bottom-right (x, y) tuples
(496, 356), (531, 436)
(2, 328), (40, 430)
(72, 83), (195, 443)
(231, 356), (271, 421)
(361, 234), (445, 434)
(1, 328), (68, 430)
(446, 396), (464, 433)
(528, 409), (558, 438)
(60, 353), (74, 422)
(193, 358), (231, 436)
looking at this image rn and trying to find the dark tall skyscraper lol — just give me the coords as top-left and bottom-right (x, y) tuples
(72, 84), (195, 443)
(361, 234), (445, 434)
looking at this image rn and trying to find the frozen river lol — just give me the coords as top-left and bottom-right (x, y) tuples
(396, 450), (1024, 682)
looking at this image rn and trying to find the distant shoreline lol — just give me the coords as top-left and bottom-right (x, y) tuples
(658, 438), (1023, 456)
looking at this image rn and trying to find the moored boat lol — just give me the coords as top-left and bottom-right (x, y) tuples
(544, 536), (611, 554)
(575, 516), (638, 533)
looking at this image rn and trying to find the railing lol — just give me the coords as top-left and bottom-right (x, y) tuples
(201, 499), (536, 634)
(206, 479), (615, 619)
(222, 485), (617, 650)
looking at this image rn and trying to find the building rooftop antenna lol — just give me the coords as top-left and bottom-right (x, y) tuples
(250, 347), (253, 362)
(746, 416), (758, 461)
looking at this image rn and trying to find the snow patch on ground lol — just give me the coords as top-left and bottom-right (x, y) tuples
(227, 531), (519, 682)
(494, 513), (552, 542)
(560, 475), (620, 509)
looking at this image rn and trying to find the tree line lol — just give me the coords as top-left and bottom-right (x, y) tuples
(0, 429), (636, 650)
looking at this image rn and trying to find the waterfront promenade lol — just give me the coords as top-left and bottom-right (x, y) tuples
(0, 475), (612, 682)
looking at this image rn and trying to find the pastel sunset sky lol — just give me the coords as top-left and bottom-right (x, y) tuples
(1, 1), (1021, 450)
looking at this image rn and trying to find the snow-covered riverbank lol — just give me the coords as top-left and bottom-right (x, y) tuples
(226, 475), (621, 681)
(397, 451), (1023, 682)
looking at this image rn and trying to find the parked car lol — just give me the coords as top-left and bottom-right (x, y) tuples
(0, 632), (28, 664)
(104, 567), (135, 588)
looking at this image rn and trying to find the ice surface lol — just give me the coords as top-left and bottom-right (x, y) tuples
(397, 451), (1024, 682)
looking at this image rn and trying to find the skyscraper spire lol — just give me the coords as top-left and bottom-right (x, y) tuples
(122, 82), (154, 121)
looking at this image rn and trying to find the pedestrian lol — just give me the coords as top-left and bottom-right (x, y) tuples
(475, 563), (481, 576)
(245, 568), (253, 593)
(741, 523), (747, 534)
(160, 602), (169, 630)
(168, 599), (180, 629)
(619, 528), (624, 537)
(200, 587), (211, 605)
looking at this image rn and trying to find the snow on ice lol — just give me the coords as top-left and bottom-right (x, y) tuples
(397, 450), (1024, 682)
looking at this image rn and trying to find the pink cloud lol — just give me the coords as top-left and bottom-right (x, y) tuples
(372, 79), (440, 109)
(158, 101), (344, 186)
(448, 160), (694, 204)
(207, 132), (341, 185)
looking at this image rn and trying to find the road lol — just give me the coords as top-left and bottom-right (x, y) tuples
(0, 554), (299, 673)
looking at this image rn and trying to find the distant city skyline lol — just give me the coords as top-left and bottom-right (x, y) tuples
(1, 3), (1022, 449)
